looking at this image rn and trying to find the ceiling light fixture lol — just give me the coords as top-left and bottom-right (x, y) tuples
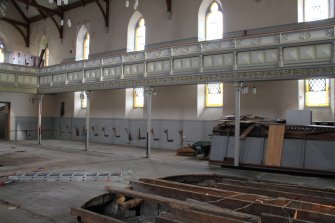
(125, 0), (139, 10)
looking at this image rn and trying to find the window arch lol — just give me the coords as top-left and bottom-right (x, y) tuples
(198, 0), (223, 41)
(0, 41), (4, 63)
(127, 11), (145, 52)
(76, 25), (90, 61)
(298, 0), (334, 22)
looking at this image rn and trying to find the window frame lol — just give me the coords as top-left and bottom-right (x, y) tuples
(205, 82), (223, 107)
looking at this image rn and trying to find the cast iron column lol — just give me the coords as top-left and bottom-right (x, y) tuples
(145, 87), (154, 158)
(233, 82), (242, 167)
(85, 91), (91, 151)
(37, 94), (44, 145)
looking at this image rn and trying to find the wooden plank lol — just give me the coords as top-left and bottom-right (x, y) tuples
(156, 215), (184, 223)
(130, 180), (335, 223)
(265, 125), (286, 166)
(240, 124), (255, 140)
(71, 207), (125, 223)
(106, 186), (260, 223)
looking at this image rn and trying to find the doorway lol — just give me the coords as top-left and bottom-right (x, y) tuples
(0, 102), (10, 140)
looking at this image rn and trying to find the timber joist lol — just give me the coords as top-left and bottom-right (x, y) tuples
(71, 174), (335, 223)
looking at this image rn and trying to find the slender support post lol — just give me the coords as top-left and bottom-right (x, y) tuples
(233, 82), (242, 167)
(85, 91), (91, 151)
(37, 94), (44, 145)
(145, 87), (154, 158)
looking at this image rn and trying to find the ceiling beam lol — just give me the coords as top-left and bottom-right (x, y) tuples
(14, 0), (62, 17)
(29, 0), (96, 23)
(11, 0), (29, 23)
(166, 0), (171, 13)
(1, 18), (30, 47)
(95, 0), (109, 27)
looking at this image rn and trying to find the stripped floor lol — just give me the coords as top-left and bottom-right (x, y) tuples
(0, 140), (334, 223)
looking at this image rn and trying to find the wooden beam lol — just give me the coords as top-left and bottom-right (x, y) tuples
(14, 0), (62, 16)
(105, 186), (260, 223)
(129, 180), (335, 223)
(11, 0), (29, 23)
(166, 0), (172, 13)
(0, 18), (30, 47)
(71, 207), (124, 223)
(95, 0), (109, 27)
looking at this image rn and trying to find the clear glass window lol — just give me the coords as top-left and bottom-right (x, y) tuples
(305, 78), (329, 107)
(134, 87), (144, 108)
(135, 18), (145, 51)
(205, 2), (223, 41)
(206, 82), (223, 107)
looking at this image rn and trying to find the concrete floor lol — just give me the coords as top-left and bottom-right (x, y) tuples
(0, 139), (334, 223)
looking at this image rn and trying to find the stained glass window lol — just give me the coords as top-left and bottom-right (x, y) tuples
(81, 92), (87, 109)
(134, 87), (144, 108)
(205, 2), (223, 41)
(83, 32), (90, 60)
(135, 18), (145, 51)
(305, 79), (329, 107)
(206, 82), (223, 107)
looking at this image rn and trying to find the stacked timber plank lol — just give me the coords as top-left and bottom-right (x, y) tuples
(71, 174), (335, 223)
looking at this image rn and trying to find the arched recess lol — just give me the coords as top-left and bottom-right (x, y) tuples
(39, 36), (49, 66)
(75, 25), (90, 61)
(198, 0), (223, 41)
(127, 11), (144, 52)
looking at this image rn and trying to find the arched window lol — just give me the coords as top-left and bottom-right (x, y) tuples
(205, 2), (223, 41)
(83, 32), (90, 60)
(127, 11), (145, 52)
(0, 42), (4, 63)
(298, 0), (334, 22)
(76, 25), (90, 61)
(135, 18), (145, 51)
(198, 0), (223, 41)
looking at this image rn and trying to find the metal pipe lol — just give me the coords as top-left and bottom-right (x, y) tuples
(85, 91), (91, 151)
(37, 94), (44, 145)
(234, 82), (242, 167)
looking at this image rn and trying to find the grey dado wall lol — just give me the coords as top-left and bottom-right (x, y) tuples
(210, 136), (335, 172)
(53, 118), (216, 150)
(10, 117), (54, 140)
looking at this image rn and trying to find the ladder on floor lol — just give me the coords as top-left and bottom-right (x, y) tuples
(8, 171), (132, 182)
